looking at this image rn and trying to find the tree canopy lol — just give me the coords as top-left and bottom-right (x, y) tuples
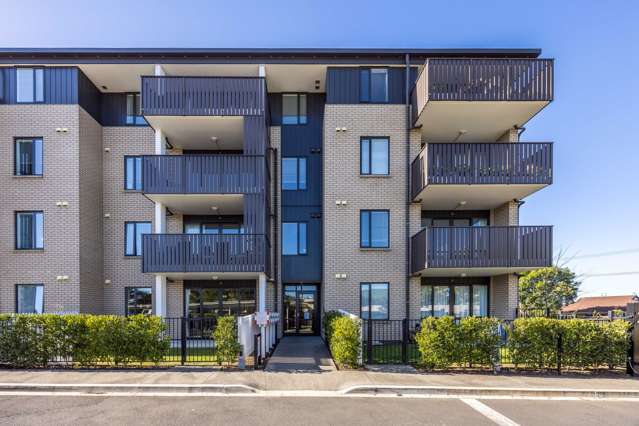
(519, 266), (581, 312)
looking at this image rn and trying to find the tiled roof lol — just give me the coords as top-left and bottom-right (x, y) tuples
(562, 295), (639, 312)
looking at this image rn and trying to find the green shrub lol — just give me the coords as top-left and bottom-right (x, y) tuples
(507, 318), (630, 371)
(328, 315), (361, 368)
(0, 314), (169, 368)
(322, 310), (342, 343)
(507, 317), (560, 370)
(458, 317), (500, 368)
(415, 317), (460, 369)
(213, 316), (240, 366)
(414, 316), (499, 370)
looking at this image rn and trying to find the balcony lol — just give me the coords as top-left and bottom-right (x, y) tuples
(140, 76), (267, 150)
(411, 226), (552, 276)
(411, 59), (553, 142)
(410, 143), (552, 209)
(141, 76), (266, 116)
(142, 155), (268, 214)
(142, 234), (270, 278)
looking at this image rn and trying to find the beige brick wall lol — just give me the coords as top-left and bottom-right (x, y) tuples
(323, 104), (412, 320)
(269, 126), (282, 335)
(101, 126), (155, 314)
(0, 105), (82, 313)
(78, 108), (104, 313)
(491, 274), (518, 319)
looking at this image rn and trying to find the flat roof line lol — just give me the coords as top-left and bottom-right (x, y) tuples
(0, 47), (542, 59)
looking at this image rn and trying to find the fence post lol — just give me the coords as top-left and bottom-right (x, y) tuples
(254, 333), (260, 370)
(180, 317), (187, 366)
(401, 318), (408, 364)
(367, 317), (373, 365)
(556, 332), (562, 375)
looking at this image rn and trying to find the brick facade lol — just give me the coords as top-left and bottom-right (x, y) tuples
(323, 104), (411, 320)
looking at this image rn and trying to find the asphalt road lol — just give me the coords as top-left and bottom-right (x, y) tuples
(0, 395), (637, 426)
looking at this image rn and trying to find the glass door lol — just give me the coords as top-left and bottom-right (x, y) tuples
(283, 284), (318, 335)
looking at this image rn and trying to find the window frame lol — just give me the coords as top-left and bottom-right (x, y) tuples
(14, 137), (44, 176)
(125, 286), (153, 316)
(124, 155), (143, 191)
(420, 280), (490, 319)
(124, 221), (152, 257)
(16, 67), (45, 104)
(125, 92), (146, 126)
(281, 93), (308, 126)
(15, 211), (44, 250)
(359, 67), (389, 104)
(360, 282), (390, 320)
(15, 284), (44, 314)
(281, 157), (308, 191)
(360, 137), (390, 176)
(282, 221), (308, 256)
(360, 209), (390, 248)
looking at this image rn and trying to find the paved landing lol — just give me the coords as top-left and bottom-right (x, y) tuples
(265, 336), (335, 372)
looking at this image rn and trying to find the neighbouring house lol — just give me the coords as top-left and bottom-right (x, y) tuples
(0, 47), (555, 339)
(561, 295), (639, 317)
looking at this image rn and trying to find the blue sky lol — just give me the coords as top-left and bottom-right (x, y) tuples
(3, 0), (638, 297)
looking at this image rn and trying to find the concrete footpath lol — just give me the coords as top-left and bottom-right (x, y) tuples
(0, 369), (638, 398)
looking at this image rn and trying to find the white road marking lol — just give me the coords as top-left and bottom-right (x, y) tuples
(461, 398), (520, 426)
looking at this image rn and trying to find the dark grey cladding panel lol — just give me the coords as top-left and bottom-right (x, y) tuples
(281, 206), (322, 283)
(244, 115), (268, 155)
(100, 93), (128, 126)
(326, 66), (418, 104)
(77, 68), (101, 121)
(0, 66), (102, 123)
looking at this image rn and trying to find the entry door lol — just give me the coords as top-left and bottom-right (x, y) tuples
(283, 284), (318, 335)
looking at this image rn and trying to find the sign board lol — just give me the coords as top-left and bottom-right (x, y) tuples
(256, 311), (269, 326)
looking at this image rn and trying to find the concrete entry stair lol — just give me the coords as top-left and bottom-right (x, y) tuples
(265, 336), (335, 372)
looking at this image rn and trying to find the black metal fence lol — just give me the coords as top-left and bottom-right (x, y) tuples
(362, 316), (635, 374)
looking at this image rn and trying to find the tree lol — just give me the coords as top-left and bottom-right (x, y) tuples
(519, 266), (581, 312)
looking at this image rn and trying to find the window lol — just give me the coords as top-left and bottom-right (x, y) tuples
(361, 283), (389, 320)
(282, 222), (307, 255)
(282, 93), (307, 125)
(16, 284), (44, 314)
(186, 285), (256, 318)
(360, 210), (389, 248)
(15, 211), (44, 250)
(16, 68), (44, 103)
(422, 212), (489, 228)
(421, 284), (488, 318)
(15, 138), (43, 176)
(282, 157), (307, 190)
(125, 222), (151, 256)
(360, 68), (388, 103)
(126, 287), (152, 316)
(126, 93), (145, 125)
(124, 156), (142, 190)
(360, 138), (389, 175)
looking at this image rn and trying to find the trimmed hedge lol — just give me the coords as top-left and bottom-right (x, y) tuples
(507, 318), (630, 371)
(415, 316), (500, 370)
(213, 315), (240, 366)
(416, 317), (630, 372)
(323, 311), (361, 368)
(0, 314), (169, 368)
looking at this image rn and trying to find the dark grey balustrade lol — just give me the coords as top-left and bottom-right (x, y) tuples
(141, 76), (266, 116)
(142, 155), (267, 194)
(142, 234), (269, 274)
(411, 226), (552, 273)
(411, 143), (553, 199)
(411, 58), (554, 123)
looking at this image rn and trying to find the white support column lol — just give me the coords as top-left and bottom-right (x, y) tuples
(154, 64), (166, 77)
(258, 64), (266, 78)
(154, 126), (168, 317)
(258, 273), (267, 313)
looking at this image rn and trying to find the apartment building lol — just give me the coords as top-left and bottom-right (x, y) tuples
(0, 48), (553, 335)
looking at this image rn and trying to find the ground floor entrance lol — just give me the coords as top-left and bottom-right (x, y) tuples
(283, 284), (320, 335)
